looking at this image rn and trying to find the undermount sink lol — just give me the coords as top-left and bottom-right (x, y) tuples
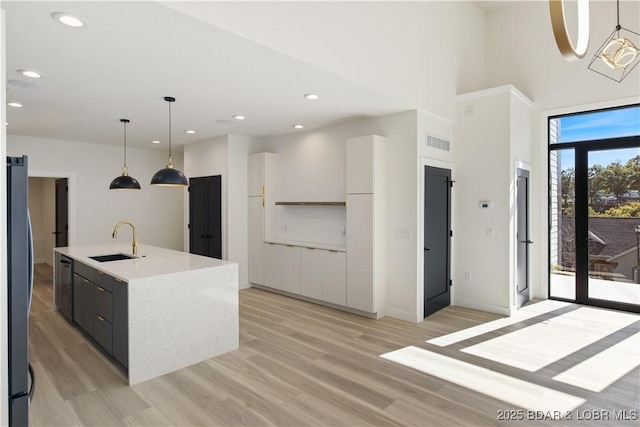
(89, 253), (136, 262)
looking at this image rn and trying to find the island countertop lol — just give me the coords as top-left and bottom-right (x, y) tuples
(53, 242), (239, 385)
(55, 243), (234, 282)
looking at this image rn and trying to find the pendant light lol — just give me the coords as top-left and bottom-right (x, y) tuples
(109, 119), (141, 190)
(587, 0), (640, 82)
(150, 96), (188, 187)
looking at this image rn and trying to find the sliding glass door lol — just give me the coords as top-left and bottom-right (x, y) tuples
(549, 105), (640, 313)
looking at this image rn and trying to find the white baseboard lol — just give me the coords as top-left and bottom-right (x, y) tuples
(238, 281), (251, 290)
(453, 297), (512, 316)
(385, 307), (420, 323)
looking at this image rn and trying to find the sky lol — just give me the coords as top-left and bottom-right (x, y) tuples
(557, 105), (640, 170)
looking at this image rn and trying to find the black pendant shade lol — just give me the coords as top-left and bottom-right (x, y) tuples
(151, 96), (188, 187)
(110, 119), (141, 190)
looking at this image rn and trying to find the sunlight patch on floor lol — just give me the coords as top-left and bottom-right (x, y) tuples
(427, 300), (571, 347)
(552, 332), (640, 392)
(381, 346), (585, 413)
(460, 307), (639, 372)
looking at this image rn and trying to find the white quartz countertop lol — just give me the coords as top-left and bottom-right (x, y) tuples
(55, 243), (235, 282)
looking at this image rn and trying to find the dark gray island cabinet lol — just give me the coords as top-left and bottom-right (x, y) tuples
(53, 243), (239, 385)
(72, 260), (128, 369)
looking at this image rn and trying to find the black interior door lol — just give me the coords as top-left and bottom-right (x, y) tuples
(424, 166), (451, 318)
(54, 178), (68, 247)
(516, 168), (531, 308)
(189, 175), (222, 259)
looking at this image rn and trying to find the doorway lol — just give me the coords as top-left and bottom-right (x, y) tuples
(424, 166), (452, 318)
(189, 175), (222, 259)
(54, 178), (68, 247)
(516, 168), (531, 308)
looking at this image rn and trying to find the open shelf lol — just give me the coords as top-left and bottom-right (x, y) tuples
(275, 201), (346, 206)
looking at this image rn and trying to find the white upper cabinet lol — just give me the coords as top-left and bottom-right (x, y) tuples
(346, 135), (385, 194)
(248, 152), (277, 197)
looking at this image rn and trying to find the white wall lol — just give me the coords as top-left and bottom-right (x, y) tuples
(454, 87), (513, 314)
(162, 1), (487, 122)
(183, 135), (228, 255)
(27, 177), (55, 265)
(183, 134), (262, 289)
(485, 0), (640, 110)
(7, 135), (184, 251)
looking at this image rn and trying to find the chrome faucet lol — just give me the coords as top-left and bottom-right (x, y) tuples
(112, 221), (138, 255)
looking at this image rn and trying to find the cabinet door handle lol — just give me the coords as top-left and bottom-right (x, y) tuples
(97, 286), (105, 292)
(83, 278), (89, 283)
(115, 278), (123, 283)
(97, 315), (105, 322)
(97, 271), (105, 275)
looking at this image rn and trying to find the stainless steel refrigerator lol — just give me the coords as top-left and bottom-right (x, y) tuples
(7, 156), (34, 426)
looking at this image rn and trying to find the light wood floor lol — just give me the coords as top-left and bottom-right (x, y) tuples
(28, 264), (639, 426)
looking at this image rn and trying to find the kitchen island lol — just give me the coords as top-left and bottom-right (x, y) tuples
(53, 243), (238, 385)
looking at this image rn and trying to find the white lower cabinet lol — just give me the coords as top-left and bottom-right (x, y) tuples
(265, 243), (346, 307)
(248, 197), (264, 285)
(300, 248), (322, 300)
(346, 193), (375, 312)
(264, 243), (301, 294)
(300, 247), (346, 306)
(264, 243), (282, 290)
(281, 245), (301, 294)
(322, 251), (346, 306)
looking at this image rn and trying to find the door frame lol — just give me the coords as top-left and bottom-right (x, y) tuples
(419, 158), (454, 322)
(188, 174), (226, 260)
(514, 164), (532, 309)
(29, 171), (76, 249)
(549, 138), (640, 313)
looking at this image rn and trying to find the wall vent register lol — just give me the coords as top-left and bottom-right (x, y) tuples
(425, 133), (451, 152)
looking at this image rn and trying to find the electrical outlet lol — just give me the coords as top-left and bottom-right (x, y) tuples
(465, 272), (472, 281)
(487, 228), (494, 238)
(282, 223), (287, 231)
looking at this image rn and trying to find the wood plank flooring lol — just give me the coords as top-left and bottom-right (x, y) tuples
(28, 263), (639, 426)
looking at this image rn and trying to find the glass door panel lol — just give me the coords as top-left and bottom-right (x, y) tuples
(587, 148), (640, 305)
(550, 149), (577, 299)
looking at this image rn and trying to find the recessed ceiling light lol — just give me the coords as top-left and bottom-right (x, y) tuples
(303, 94), (319, 100)
(185, 130), (196, 134)
(7, 102), (23, 108)
(293, 124), (304, 129)
(5, 122), (8, 126)
(17, 69), (43, 79)
(233, 115), (246, 120)
(151, 140), (161, 144)
(52, 12), (86, 28)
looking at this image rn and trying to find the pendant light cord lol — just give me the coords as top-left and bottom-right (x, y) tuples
(123, 120), (127, 168)
(616, 0), (620, 30)
(168, 99), (172, 162)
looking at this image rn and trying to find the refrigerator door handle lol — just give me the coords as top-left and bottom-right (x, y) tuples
(28, 363), (35, 403)
(27, 210), (34, 316)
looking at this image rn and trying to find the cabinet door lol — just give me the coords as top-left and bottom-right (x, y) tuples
(112, 277), (128, 368)
(248, 153), (264, 197)
(323, 251), (346, 306)
(346, 194), (375, 312)
(93, 284), (112, 323)
(73, 273), (83, 327)
(281, 246), (301, 294)
(347, 136), (375, 194)
(80, 278), (94, 336)
(93, 313), (113, 354)
(300, 248), (322, 300)
(264, 243), (282, 290)
(248, 197), (265, 285)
